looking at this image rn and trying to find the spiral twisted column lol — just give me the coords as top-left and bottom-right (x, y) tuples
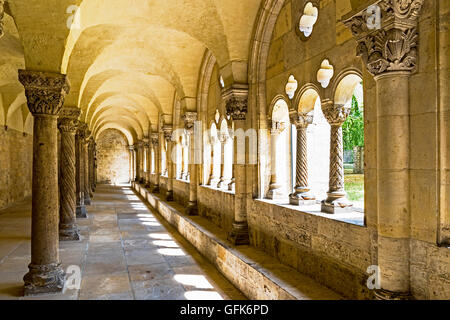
(19, 70), (69, 295)
(83, 128), (92, 206)
(58, 107), (81, 241)
(321, 100), (352, 214)
(183, 112), (198, 215)
(289, 112), (315, 205)
(75, 123), (87, 218)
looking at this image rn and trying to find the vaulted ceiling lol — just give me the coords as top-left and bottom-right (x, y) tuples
(1, 0), (262, 143)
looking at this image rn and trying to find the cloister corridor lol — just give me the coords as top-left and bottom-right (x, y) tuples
(0, 185), (246, 300)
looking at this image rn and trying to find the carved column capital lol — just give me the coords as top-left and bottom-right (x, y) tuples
(0, 0), (5, 39)
(290, 111), (313, 129)
(18, 70), (70, 116)
(344, 0), (424, 76)
(151, 133), (159, 147)
(182, 112), (197, 133)
(58, 107), (81, 134)
(162, 125), (173, 142)
(321, 101), (351, 127)
(223, 86), (248, 121)
(270, 121), (286, 135)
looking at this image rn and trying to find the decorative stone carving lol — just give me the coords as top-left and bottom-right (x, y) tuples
(317, 59), (334, 88)
(163, 125), (173, 142)
(289, 112), (315, 205)
(151, 133), (159, 147)
(223, 87), (248, 121)
(285, 75), (298, 99)
(299, 2), (318, 37)
(344, 0), (424, 76)
(18, 70), (70, 116)
(58, 107), (81, 241)
(321, 101), (352, 213)
(182, 112), (197, 133)
(0, 0), (5, 39)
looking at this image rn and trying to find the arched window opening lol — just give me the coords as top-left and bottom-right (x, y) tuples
(290, 89), (330, 205)
(267, 99), (291, 200)
(322, 73), (364, 213)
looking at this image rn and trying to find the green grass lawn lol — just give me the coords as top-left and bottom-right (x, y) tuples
(345, 170), (364, 202)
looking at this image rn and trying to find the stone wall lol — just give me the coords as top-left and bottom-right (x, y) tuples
(173, 179), (189, 206)
(198, 186), (235, 233)
(96, 129), (130, 184)
(0, 127), (32, 210)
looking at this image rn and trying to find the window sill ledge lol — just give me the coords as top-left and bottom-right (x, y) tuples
(255, 198), (365, 227)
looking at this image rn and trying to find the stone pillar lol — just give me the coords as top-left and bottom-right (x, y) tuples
(75, 122), (87, 218)
(321, 100), (352, 213)
(344, 0), (424, 299)
(217, 133), (231, 189)
(0, 1), (5, 39)
(88, 137), (94, 198)
(289, 112), (315, 205)
(224, 87), (249, 245)
(143, 139), (151, 188)
(183, 112), (198, 215)
(181, 135), (188, 180)
(163, 126), (174, 201)
(129, 145), (135, 183)
(151, 133), (161, 193)
(58, 107), (81, 241)
(135, 141), (142, 184)
(208, 134), (220, 186)
(266, 121), (286, 200)
(19, 70), (69, 295)
(83, 128), (92, 205)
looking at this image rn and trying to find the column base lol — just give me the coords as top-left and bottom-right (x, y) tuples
(152, 185), (160, 194)
(145, 182), (152, 189)
(84, 194), (92, 206)
(266, 187), (285, 200)
(321, 191), (353, 214)
(186, 202), (198, 216)
(228, 181), (235, 192)
(59, 223), (81, 242)
(228, 222), (250, 246)
(209, 178), (220, 188)
(76, 205), (88, 219)
(218, 179), (231, 189)
(289, 189), (316, 205)
(374, 289), (412, 300)
(166, 190), (174, 202)
(23, 263), (66, 296)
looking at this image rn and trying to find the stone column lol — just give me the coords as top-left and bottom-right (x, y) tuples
(129, 145), (135, 183)
(135, 141), (142, 184)
(180, 135), (188, 180)
(75, 122), (87, 218)
(83, 128), (92, 205)
(143, 139), (151, 188)
(344, 0), (424, 299)
(217, 133), (231, 189)
(266, 121), (286, 200)
(224, 87), (249, 245)
(289, 112), (315, 205)
(151, 133), (161, 193)
(208, 134), (220, 186)
(19, 70), (69, 295)
(183, 112), (198, 215)
(163, 126), (174, 201)
(88, 137), (94, 198)
(0, 0), (4, 40)
(321, 100), (352, 213)
(58, 107), (81, 241)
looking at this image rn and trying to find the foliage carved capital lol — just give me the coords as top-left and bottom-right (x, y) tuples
(344, 0), (424, 76)
(321, 101), (351, 127)
(18, 70), (70, 116)
(223, 86), (248, 121)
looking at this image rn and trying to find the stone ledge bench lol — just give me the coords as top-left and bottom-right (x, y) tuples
(132, 183), (342, 300)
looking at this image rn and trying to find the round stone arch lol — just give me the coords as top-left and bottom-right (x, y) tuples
(331, 68), (363, 106)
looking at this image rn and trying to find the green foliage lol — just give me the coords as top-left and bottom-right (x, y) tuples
(343, 95), (364, 151)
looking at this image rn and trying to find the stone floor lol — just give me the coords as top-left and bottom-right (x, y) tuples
(0, 185), (246, 300)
